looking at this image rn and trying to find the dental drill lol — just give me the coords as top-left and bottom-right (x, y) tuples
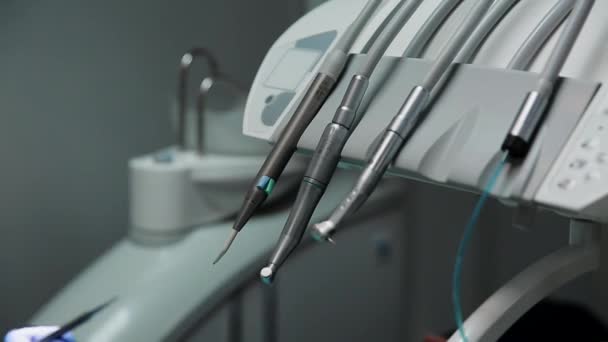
(310, 0), (500, 242)
(213, 0), (382, 264)
(260, 0), (430, 283)
(38, 298), (116, 342)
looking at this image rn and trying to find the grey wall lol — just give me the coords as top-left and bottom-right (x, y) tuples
(0, 0), (300, 333)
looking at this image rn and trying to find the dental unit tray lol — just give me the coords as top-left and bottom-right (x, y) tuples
(267, 55), (602, 221)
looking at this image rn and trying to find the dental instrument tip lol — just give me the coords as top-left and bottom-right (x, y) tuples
(87, 297), (117, 317)
(233, 187), (268, 231)
(310, 220), (336, 243)
(260, 264), (276, 285)
(213, 229), (238, 264)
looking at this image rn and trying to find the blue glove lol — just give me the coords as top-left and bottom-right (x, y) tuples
(4, 326), (75, 342)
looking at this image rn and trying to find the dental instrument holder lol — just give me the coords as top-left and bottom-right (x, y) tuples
(295, 55), (599, 215)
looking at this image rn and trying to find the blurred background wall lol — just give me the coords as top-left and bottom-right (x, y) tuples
(0, 0), (303, 332)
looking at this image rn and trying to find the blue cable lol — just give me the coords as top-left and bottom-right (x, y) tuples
(452, 152), (508, 342)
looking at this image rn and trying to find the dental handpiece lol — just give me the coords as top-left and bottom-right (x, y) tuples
(502, 0), (594, 159)
(311, 0), (496, 242)
(260, 0), (428, 283)
(212, 0), (382, 264)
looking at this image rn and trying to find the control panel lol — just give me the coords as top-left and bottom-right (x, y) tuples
(243, 0), (608, 223)
(536, 86), (608, 221)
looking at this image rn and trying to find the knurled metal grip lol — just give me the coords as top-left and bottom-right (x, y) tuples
(333, 75), (370, 127)
(388, 85), (430, 138)
(305, 123), (350, 186)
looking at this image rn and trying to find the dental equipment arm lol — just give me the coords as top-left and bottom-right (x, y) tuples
(311, 0), (495, 242)
(508, 0), (575, 71)
(502, 0), (594, 159)
(260, 0), (425, 283)
(213, 0), (382, 264)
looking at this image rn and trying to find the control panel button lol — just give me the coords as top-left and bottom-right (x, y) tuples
(569, 158), (588, 169)
(557, 178), (576, 190)
(585, 170), (601, 182)
(581, 137), (600, 150)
